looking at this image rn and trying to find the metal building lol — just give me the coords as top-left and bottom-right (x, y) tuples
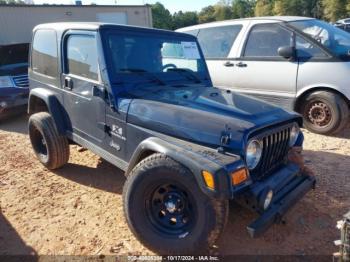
(0, 5), (153, 45)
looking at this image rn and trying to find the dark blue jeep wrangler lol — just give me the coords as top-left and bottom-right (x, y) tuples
(28, 22), (315, 254)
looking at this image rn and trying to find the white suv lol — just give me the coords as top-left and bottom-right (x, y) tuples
(178, 16), (350, 135)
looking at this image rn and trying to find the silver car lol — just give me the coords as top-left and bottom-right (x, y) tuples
(178, 16), (350, 135)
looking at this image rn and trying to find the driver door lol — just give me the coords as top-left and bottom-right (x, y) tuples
(62, 32), (106, 145)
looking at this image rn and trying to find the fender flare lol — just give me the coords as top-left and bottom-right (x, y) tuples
(126, 136), (244, 199)
(28, 88), (67, 136)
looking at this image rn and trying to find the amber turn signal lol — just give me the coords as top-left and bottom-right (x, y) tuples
(231, 168), (248, 185)
(202, 171), (215, 190)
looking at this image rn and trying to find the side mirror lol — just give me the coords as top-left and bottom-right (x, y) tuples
(278, 46), (296, 60)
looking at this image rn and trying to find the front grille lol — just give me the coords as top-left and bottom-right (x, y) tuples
(12, 74), (29, 88)
(250, 125), (292, 180)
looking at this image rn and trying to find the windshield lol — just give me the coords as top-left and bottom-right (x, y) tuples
(289, 19), (350, 59)
(102, 30), (209, 85)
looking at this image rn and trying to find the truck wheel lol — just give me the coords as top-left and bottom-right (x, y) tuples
(123, 153), (228, 255)
(300, 91), (349, 135)
(28, 112), (69, 170)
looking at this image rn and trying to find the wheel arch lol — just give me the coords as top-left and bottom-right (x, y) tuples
(295, 86), (350, 113)
(28, 88), (67, 135)
(126, 137), (240, 199)
(126, 137), (199, 177)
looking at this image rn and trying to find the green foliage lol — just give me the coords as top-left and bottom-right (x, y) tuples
(255, 0), (274, 16)
(273, 0), (322, 17)
(214, 1), (233, 21)
(172, 11), (198, 29)
(322, 0), (348, 22)
(303, 0), (323, 18)
(151, 2), (173, 30)
(198, 5), (217, 23)
(232, 0), (255, 18)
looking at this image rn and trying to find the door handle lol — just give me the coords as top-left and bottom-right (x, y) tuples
(64, 77), (73, 90)
(236, 62), (247, 68)
(223, 61), (234, 67)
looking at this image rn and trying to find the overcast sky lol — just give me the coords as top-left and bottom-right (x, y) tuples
(33, 0), (219, 13)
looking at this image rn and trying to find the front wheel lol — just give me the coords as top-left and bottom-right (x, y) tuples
(28, 112), (70, 170)
(123, 154), (228, 255)
(300, 91), (349, 135)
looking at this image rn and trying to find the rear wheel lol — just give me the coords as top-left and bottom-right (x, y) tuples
(28, 112), (69, 170)
(300, 91), (349, 135)
(123, 153), (228, 255)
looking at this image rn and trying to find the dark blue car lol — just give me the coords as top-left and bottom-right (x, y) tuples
(0, 44), (29, 120)
(27, 23), (316, 255)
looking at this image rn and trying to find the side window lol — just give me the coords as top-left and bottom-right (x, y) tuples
(66, 35), (99, 81)
(32, 30), (58, 77)
(296, 36), (328, 58)
(244, 24), (293, 57)
(197, 25), (242, 58)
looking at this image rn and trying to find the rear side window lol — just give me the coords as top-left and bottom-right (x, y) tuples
(32, 30), (58, 77)
(244, 24), (293, 57)
(66, 35), (99, 81)
(196, 25), (242, 59)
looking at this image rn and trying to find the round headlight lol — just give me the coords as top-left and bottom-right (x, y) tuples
(289, 123), (300, 147)
(246, 139), (263, 170)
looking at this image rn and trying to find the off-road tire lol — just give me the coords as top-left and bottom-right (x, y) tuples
(28, 112), (69, 170)
(123, 153), (228, 255)
(300, 91), (349, 135)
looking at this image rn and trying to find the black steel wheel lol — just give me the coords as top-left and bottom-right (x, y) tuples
(147, 183), (196, 236)
(123, 153), (228, 255)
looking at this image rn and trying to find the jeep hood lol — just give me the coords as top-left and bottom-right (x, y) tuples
(126, 86), (299, 152)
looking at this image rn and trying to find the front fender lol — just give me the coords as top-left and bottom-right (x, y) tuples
(28, 88), (66, 135)
(127, 136), (246, 199)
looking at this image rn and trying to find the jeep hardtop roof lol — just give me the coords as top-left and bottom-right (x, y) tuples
(33, 22), (195, 39)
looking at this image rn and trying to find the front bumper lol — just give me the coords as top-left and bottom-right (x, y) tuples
(241, 163), (316, 238)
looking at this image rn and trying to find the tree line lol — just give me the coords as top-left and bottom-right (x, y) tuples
(152, 0), (350, 30)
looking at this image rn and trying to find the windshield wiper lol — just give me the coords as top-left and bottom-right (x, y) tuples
(167, 68), (202, 84)
(119, 68), (166, 86)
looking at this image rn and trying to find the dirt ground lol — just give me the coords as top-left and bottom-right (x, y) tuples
(0, 114), (349, 256)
